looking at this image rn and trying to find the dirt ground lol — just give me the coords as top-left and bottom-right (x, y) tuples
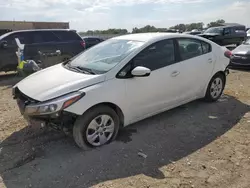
(0, 70), (249, 188)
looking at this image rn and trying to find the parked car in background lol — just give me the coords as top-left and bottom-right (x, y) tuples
(199, 24), (247, 46)
(184, 29), (202, 35)
(81, 36), (104, 49)
(0, 29), (12, 36)
(229, 38), (250, 69)
(165, 29), (180, 33)
(0, 29), (85, 72)
(13, 33), (230, 150)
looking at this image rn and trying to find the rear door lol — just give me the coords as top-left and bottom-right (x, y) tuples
(25, 31), (60, 62)
(223, 27), (237, 45)
(175, 38), (214, 100)
(52, 31), (84, 56)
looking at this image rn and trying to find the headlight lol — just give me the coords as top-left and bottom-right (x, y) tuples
(26, 104), (58, 114)
(25, 91), (85, 115)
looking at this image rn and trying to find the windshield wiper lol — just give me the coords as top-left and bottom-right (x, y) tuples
(66, 64), (96, 75)
(75, 66), (96, 75)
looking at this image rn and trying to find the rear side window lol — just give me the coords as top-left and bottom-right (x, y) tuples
(53, 31), (81, 41)
(201, 41), (212, 54)
(177, 38), (203, 60)
(224, 27), (234, 35)
(31, 31), (58, 43)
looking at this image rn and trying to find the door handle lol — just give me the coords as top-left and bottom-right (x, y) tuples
(208, 58), (213, 63)
(171, 71), (180, 77)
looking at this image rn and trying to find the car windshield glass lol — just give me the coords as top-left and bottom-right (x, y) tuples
(247, 30), (250, 34)
(68, 39), (144, 74)
(204, 27), (223, 34)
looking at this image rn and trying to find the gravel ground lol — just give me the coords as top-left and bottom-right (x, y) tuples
(0, 70), (250, 188)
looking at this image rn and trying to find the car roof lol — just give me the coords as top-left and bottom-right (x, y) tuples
(17, 29), (74, 32)
(2, 29), (76, 35)
(208, 25), (245, 29)
(0, 29), (77, 40)
(112, 32), (203, 43)
(220, 23), (245, 27)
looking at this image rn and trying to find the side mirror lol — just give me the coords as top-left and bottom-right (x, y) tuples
(0, 41), (7, 49)
(131, 66), (151, 77)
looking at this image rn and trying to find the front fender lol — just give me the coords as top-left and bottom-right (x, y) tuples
(64, 79), (130, 125)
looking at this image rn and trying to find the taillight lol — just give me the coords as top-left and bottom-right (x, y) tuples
(80, 41), (86, 48)
(224, 50), (232, 59)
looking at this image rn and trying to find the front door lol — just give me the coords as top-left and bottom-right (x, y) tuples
(118, 39), (183, 122)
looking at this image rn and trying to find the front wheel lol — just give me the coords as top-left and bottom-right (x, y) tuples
(204, 73), (226, 102)
(73, 106), (120, 150)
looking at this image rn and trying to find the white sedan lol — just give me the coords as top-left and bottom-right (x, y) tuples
(13, 33), (230, 150)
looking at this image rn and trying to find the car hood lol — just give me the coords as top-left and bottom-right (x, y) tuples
(232, 44), (250, 55)
(15, 64), (106, 101)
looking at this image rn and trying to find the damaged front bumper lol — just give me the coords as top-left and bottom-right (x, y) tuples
(26, 111), (77, 131)
(13, 87), (79, 131)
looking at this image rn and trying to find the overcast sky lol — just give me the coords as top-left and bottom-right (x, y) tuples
(0, 0), (250, 31)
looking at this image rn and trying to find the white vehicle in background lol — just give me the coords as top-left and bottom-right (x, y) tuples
(13, 33), (230, 150)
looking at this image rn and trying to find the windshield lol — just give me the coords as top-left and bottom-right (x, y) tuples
(247, 30), (250, 34)
(204, 27), (223, 34)
(68, 39), (144, 74)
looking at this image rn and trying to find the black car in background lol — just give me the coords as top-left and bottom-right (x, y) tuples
(0, 29), (85, 72)
(81, 36), (104, 49)
(199, 24), (247, 46)
(0, 29), (12, 36)
(229, 38), (250, 69)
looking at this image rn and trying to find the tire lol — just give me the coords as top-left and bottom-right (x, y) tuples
(204, 73), (226, 102)
(73, 105), (120, 150)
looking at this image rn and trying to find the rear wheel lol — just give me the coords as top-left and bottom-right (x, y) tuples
(73, 106), (120, 150)
(204, 73), (225, 102)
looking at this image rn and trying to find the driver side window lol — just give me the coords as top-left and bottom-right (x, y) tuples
(4, 33), (28, 45)
(133, 39), (175, 71)
(224, 28), (230, 35)
(117, 39), (176, 78)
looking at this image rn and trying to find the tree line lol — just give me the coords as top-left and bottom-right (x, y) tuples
(79, 19), (226, 35)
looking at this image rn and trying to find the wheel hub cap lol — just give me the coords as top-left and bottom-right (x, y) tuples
(210, 77), (223, 98)
(86, 115), (115, 146)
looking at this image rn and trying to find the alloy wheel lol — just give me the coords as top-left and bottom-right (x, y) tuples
(86, 115), (115, 146)
(210, 77), (223, 99)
